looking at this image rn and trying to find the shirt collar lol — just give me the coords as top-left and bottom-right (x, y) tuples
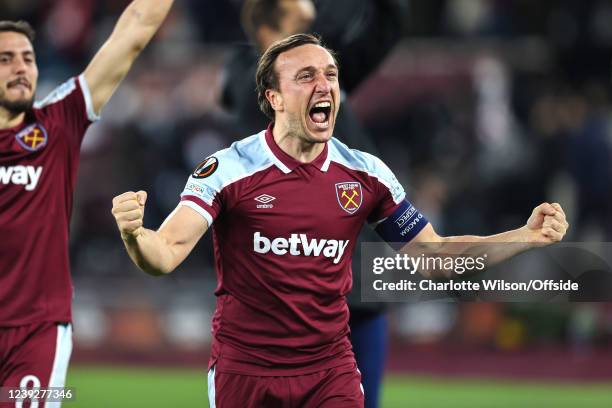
(263, 123), (330, 173)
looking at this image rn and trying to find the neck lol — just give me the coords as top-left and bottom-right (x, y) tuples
(0, 108), (25, 129)
(272, 121), (325, 163)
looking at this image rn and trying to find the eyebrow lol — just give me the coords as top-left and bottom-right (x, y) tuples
(0, 50), (35, 57)
(295, 64), (339, 75)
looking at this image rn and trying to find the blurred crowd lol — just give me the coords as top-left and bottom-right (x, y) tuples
(4, 0), (612, 356)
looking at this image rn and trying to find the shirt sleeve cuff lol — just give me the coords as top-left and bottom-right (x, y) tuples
(78, 74), (101, 122)
(179, 199), (214, 227)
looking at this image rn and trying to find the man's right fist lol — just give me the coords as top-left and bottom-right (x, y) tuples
(111, 191), (148, 240)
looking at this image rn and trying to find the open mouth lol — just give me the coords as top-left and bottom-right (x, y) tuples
(308, 101), (332, 129)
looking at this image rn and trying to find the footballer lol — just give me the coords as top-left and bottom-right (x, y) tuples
(112, 34), (568, 407)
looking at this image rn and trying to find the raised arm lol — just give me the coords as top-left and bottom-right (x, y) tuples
(84, 0), (174, 115)
(407, 202), (569, 277)
(111, 191), (208, 276)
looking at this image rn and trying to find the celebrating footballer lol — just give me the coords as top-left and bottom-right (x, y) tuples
(0, 1), (175, 405)
(112, 33), (569, 407)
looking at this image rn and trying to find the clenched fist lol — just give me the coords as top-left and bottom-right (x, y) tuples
(111, 191), (148, 241)
(526, 202), (569, 244)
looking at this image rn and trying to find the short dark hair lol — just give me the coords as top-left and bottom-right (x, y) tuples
(241, 0), (284, 43)
(0, 21), (36, 45)
(255, 33), (337, 120)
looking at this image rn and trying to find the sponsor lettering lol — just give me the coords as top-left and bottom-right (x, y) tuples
(185, 183), (204, 194)
(395, 205), (416, 228)
(0, 165), (43, 191)
(399, 213), (423, 237)
(253, 231), (349, 264)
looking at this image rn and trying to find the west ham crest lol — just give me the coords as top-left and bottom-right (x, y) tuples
(335, 182), (362, 214)
(15, 124), (48, 152)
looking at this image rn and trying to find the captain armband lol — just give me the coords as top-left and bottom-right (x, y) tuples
(374, 200), (428, 249)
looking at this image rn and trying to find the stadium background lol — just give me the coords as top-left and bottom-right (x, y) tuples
(3, 0), (612, 406)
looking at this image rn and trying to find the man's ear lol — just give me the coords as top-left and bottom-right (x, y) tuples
(266, 89), (284, 112)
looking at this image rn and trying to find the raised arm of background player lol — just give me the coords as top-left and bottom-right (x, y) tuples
(83, 0), (174, 115)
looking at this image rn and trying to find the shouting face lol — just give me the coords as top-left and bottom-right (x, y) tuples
(267, 43), (340, 144)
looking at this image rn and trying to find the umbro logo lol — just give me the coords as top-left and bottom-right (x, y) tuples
(255, 194), (275, 208)
(255, 194), (275, 204)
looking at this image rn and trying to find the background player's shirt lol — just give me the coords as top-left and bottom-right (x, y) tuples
(0, 75), (99, 326)
(181, 126), (415, 376)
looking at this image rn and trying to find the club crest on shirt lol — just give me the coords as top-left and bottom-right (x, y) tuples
(192, 156), (219, 179)
(15, 124), (48, 152)
(335, 182), (362, 214)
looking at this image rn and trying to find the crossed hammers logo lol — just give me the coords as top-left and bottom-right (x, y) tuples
(341, 190), (359, 208)
(24, 128), (45, 149)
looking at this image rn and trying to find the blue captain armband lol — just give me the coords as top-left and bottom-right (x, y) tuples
(374, 200), (428, 249)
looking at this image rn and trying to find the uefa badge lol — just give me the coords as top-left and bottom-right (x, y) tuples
(15, 124), (48, 152)
(335, 182), (362, 214)
(192, 156), (219, 179)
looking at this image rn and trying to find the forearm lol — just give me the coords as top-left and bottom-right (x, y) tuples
(440, 226), (536, 266)
(397, 204), (568, 279)
(408, 226), (537, 279)
(112, 0), (174, 52)
(84, 0), (174, 114)
(122, 228), (178, 276)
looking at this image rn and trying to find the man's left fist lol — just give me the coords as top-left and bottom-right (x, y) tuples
(526, 202), (569, 244)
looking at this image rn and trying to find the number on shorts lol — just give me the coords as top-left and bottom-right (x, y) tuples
(15, 374), (41, 408)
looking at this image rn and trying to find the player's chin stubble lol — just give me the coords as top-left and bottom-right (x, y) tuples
(287, 113), (326, 145)
(0, 91), (34, 114)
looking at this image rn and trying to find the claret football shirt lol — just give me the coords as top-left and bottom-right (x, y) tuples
(180, 125), (419, 375)
(0, 75), (99, 326)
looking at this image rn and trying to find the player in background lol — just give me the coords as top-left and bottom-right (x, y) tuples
(112, 34), (569, 407)
(221, 1), (408, 405)
(0, 1), (175, 405)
